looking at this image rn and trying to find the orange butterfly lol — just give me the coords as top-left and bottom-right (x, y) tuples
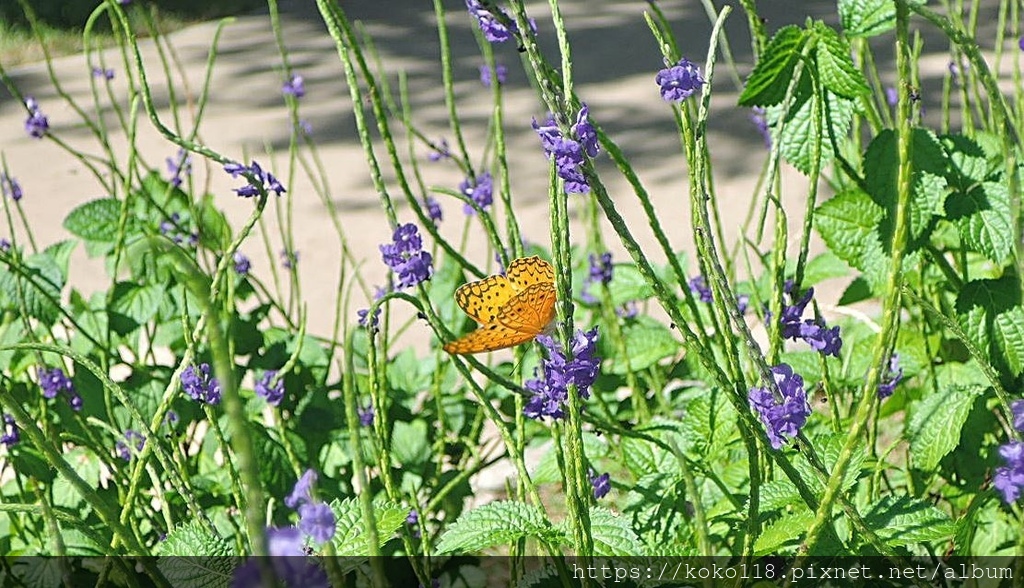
(443, 256), (557, 354)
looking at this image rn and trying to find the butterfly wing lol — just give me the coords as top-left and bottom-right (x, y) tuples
(505, 256), (555, 292)
(497, 282), (556, 335)
(442, 322), (539, 355)
(454, 274), (516, 325)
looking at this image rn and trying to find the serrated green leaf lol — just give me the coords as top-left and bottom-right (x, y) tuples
(607, 263), (654, 306)
(391, 419), (431, 467)
(588, 507), (644, 556)
(250, 428), (292, 499)
(155, 520), (233, 556)
(154, 521), (234, 588)
(941, 134), (992, 187)
(815, 189), (888, 290)
(907, 385), (983, 470)
(11, 558), (65, 588)
(427, 258), (467, 332)
(331, 497), (408, 557)
(772, 80), (855, 175)
(63, 198), (122, 242)
(839, 0), (895, 37)
(108, 282), (165, 335)
(955, 275), (1021, 378)
(995, 306), (1024, 376)
(757, 479), (801, 512)
(739, 26), (808, 107)
(813, 23), (870, 98)
(801, 251), (852, 286)
(947, 182), (1014, 265)
(754, 509), (813, 554)
(435, 501), (562, 553)
(43, 240), (77, 283)
(602, 315), (678, 374)
(865, 496), (955, 545)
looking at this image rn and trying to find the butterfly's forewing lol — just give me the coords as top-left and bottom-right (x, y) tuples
(454, 274), (516, 325)
(497, 282), (556, 335)
(442, 322), (539, 354)
(505, 256), (555, 292)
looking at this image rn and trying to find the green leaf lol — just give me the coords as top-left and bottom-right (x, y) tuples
(427, 258), (467, 331)
(739, 26), (808, 107)
(331, 498), (408, 557)
(839, 0), (895, 37)
(995, 307), (1024, 377)
(250, 428), (293, 499)
(801, 251), (852, 286)
(154, 522), (235, 588)
(955, 275), (1022, 377)
(43, 240), (77, 283)
(774, 83), (855, 175)
(754, 509), (813, 555)
(587, 507), (645, 556)
(601, 315), (678, 374)
(864, 496), (955, 546)
(907, 385), (984, 470)
(391, 419), (431, 467)
(947, 182), (1014, 265)
(0, 251), (65, 325)
(815, 189), (888, 290)
(812, 23), (870, 98)
(607, 263), (654, 306)
(108, 282), (165, 335)
(435, 501), (562, 553)
(63, 198), (122, 243)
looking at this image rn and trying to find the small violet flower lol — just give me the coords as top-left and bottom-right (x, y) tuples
(589, 469), (611, 499)
(358, 404), (375, 427)
(750, 107), (771, 148)
(298, 502), (336, 544)
(38, 367), (81, 411)
(524, 328), (600, 421)
(479, 63), (508, 87)
(233, 252), (251, 275)
(180, 363), (221, 405)
(280, 249), (299, 269)
(1, 414), (19, 447)
(460, 172), (494, 215)
(224, 160), (286, 198)
(581, 252), (612, 303)
(115, 429), (145, 461)
(777, 285), (843, 358)
(748, 364), (811, 450)
(688, 275), (713, 303)
(427, 138), (451, 162)
(24, 97), (49, 138)
(655, 58), (704, 102)
(166, 149), (191, 188)
(877, 354), (904, 399)
(282, 74), (306, 98)
(255, 370), (285, 406)
(533, 105), (598, 194)
(379, 223), (433, 290)
(1, 173), (23, 201)
(993, 441), (1024, 504)
(465, 0), (535, 43)
(1012, 399), (1024, 433)
(425, 195), (443, 225)
(91, 66), (115, 80)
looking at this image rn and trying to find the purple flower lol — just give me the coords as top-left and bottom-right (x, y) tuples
(0, 239), (10, 253)
(281, 249), (299, 269)
(424, 196), (443, 225)
(1019, 36), (1024, 51)
(1012, 399), (1024, 433)
(655, 58), (704, 102)
(1, 414), (18, 447)
(465, 0), (527, 43)
(298, 119), (313, 135)
(233, 252), (251, 275)
(92, 66), (115, 80)
(688, 275), (713, 303)
(994, 441), (1024, 504)
(357, 306), (381, 329)
(286, 469), (317, 509)
(617, 301), (639, 318)
(406, 509), (419, 526)
(589, 470), (611, 499)
(267, 526), (305, 556)
(777, 286), (842, 358)
(358, 404), (374, 426)
(479, 64), (508, 87)
(24, 97), (49, 138)
(255, 370), (285, 406)
(582, 253), (613, 303)
(533, 107), (596, 194)
(225, 160), (286, 198)
(166, 149), (191, 188)
(737, 294), (750, 315)
(460, 172), (494, 215)
(750, 107), (771, 148)
(180, 363), (221, 405)
(282, 74), (306, 98)
(748, 364), (811, 450)
(877, 354), (903, 399)
(115, 429), (145, 461)
(427, 138), (450, 162)
(298, 502), (336, 543)
(379, 223), (433, 289)
(165, 410), (179, 427)
(38, 367), (80, 410)
(885, 86), (898, 107)
(1, 173), (23, 201)
(524, 328), (601, 421)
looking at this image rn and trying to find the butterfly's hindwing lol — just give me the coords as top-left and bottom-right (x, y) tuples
(454, 274), (515, 324)
(442, 322), (538, 354)
(497, 283), (556, 334)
